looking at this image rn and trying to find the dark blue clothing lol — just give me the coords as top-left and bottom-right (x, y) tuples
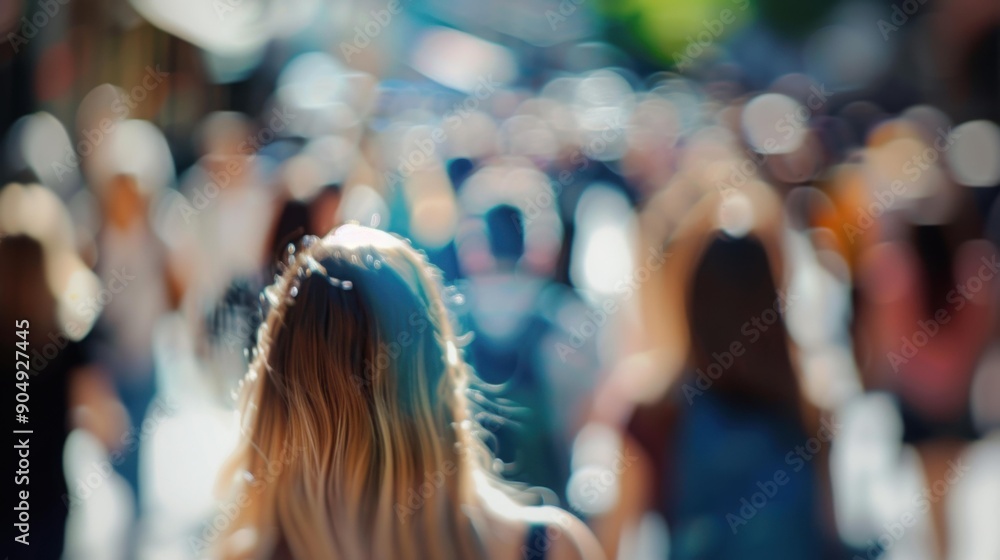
(671, 393), (821, 559)
(630, 390), (825, 560)
(465, 312), (569, 504)
(522, 523), (551, 560)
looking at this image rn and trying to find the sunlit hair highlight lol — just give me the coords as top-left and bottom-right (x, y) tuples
(218, 225), (497, 560)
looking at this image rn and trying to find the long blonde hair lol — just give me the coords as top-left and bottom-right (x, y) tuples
(218, 225), (497, 560)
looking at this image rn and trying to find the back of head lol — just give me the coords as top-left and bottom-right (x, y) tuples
(687, 233), (800, 411)
(484, 204), (525, 269)
(221, 225), (484, 560)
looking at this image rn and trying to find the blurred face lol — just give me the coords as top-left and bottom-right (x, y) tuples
(202, 151), (253, 193)
(104, 174), (144, 229)
(201, 117), (254, 190)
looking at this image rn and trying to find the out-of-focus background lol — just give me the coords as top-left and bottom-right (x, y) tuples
(2, 0), (999, 558)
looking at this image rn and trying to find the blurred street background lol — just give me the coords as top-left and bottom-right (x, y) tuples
(2, 0), (999, 558)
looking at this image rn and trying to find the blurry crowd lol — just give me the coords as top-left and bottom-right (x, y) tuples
(2, 0), (1000, 559)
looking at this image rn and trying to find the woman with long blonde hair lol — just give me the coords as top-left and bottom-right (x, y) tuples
(216, 224), (602, 560)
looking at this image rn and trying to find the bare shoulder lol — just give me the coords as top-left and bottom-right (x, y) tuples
(519, 506), (605, 560)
